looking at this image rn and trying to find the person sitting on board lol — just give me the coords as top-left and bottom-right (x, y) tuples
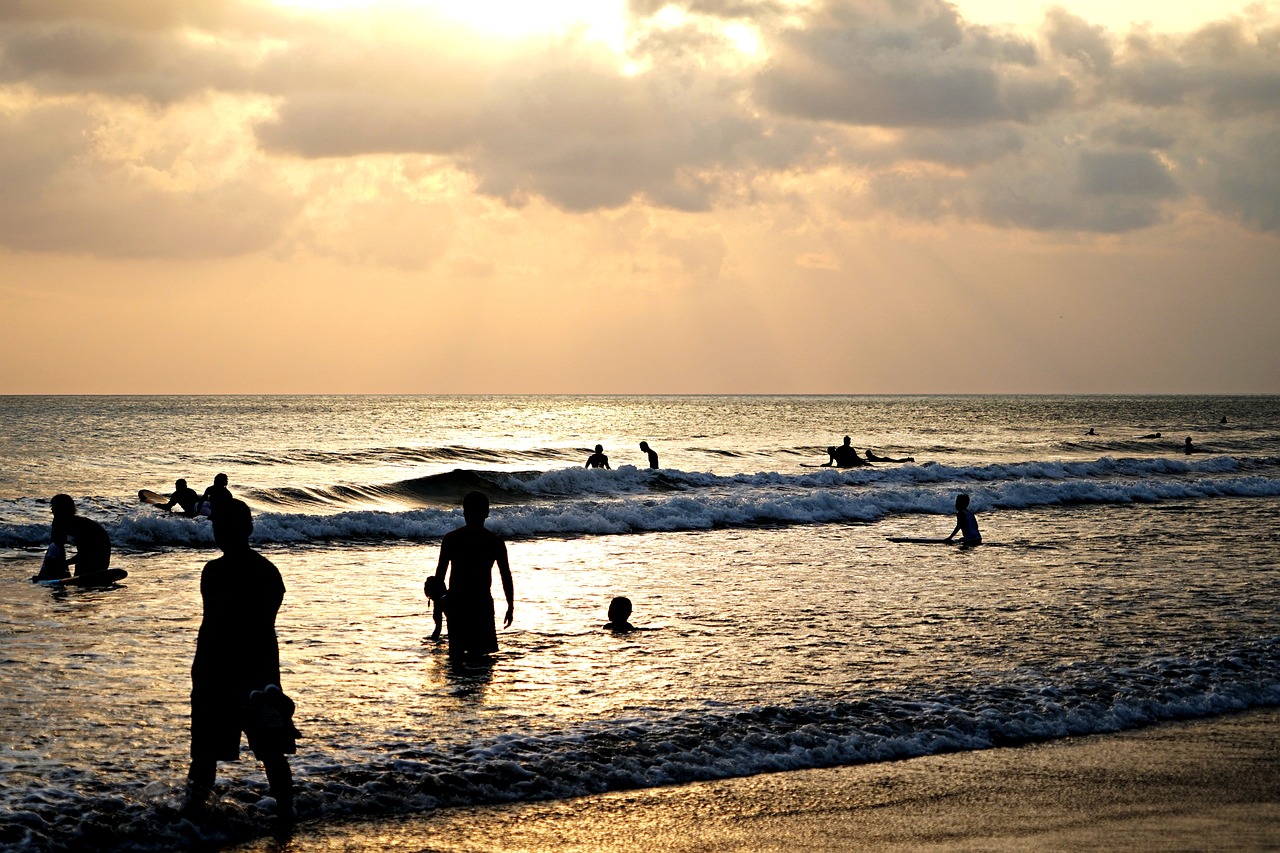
(184, 498), (298, 825)
(604, 596), (636, 633)
(163, 479), (201, 517)
(423, 575), (447, 641)
(829, 436), (870, 468)
(585, 445), (611, 469)
(639, 441), (659, 469)
(864, 448), (914, 463)
(49, 494), (112, 577)
(199, 473), (233, 516)
(943, 493), (982, 546)
(1184, 436), (1195, 454)
(432, 491), (514, 662)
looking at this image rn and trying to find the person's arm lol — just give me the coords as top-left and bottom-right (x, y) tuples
(497, 543), (514, 628)
(434, 539), (450, 584)
(944, 514), (962, 543)
(604, 457), (611, 470)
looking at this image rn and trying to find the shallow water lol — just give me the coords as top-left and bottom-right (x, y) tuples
(1, 395), (1278, 850)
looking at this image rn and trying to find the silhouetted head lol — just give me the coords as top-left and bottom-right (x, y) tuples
(955, 493), (970, 510)
(212, 498), (253, 552)
(176, 479), (187, 489)
(463, 490), (490, 525)
(639, 441), (650, 451)
(594, 444), (603, 453)
(842, 436), (851, 446)
(50, 494), (76, 519)
(214, 473), (228, 487)
(424, 575), (446, 602)
(608, 596), (632, 624)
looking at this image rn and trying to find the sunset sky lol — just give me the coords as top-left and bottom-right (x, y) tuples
(2, 0), (1277, 394)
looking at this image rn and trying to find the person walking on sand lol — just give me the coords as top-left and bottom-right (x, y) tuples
(943, 493), (982, 546)
(585, 445), (611, 469)
(639, 441), (659, 469)
(184, 499), (298, 824)
(432, 491), (514, 660)
(48, 494), (112, 578)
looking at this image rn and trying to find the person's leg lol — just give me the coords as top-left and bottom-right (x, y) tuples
(181, 757), (217, 816)
(262, 754), (294, 821)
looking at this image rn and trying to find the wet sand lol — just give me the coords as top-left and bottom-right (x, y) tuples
(239, 708), (1280, 852)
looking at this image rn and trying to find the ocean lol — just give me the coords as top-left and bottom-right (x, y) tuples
(2, 394), (1278, 850)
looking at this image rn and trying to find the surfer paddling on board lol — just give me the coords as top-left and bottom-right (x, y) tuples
(432, 491), (514, 662)
(184, 498), (298, 825)
(943, 494), (982, 546)
(585, 445), (611, 469)
(162, 479), (200, 517)
(46, 494), (112, 579)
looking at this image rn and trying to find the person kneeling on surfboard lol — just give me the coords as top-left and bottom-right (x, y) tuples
(184, 498), (298, 824)
(943, 494), (982, 545)
(48, 494), (112, 578)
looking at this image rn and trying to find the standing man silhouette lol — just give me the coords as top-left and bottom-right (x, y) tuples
(639, 441), (659, 469)
(433, 492), (514, 660)
(185, 499), (297, 824)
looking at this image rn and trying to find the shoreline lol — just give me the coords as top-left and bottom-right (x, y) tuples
(237, 707), (1280, 852)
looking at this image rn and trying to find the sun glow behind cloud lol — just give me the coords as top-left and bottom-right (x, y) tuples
(270, 0), (629, 47)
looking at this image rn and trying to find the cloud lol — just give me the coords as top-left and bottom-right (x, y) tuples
(757, 0), (1073, 128)
(0, 0), (1278, 263)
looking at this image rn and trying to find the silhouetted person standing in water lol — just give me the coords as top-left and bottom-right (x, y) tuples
(639, 441), (659, 469)
(163, 479), (200, 517)
(585, 445), (611, 469)
(1185, 436), (1195, 454)
(49, 494), (111, 577)
(199, 471), (232, 512)
(604, 596), (635, 633)
(433, 491), (514, 660)
(185, 499), (297, 824)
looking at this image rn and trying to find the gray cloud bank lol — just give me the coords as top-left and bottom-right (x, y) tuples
(1, 0), (1278, 257)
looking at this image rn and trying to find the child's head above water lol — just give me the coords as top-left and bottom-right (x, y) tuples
(608, 596), (632, 624)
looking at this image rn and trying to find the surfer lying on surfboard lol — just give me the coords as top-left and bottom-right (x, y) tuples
(864, 449), (914, 463)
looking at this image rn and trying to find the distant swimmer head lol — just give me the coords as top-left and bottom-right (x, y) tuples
(462, 490), (490, 524)
(50, 493), (76, 518)
(595, 444), (604, 453)
(212, 498), (253, 550)
(639, 441), (650, 451)
(608, 596), (633, 623)
(955, 493), (970, 510)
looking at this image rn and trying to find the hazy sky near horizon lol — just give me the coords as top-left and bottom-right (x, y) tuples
(2, 0), (1278, 394)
